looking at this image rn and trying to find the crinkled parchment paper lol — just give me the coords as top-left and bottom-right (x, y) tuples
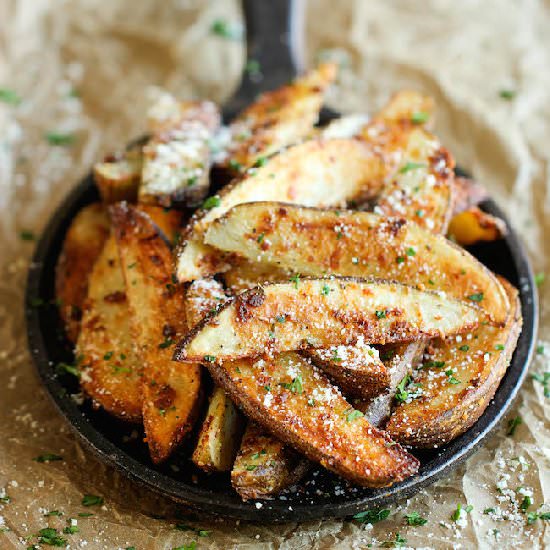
(0, 1), (549, 548)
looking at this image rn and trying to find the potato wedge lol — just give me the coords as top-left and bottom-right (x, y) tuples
(206, 352), (419, 488)
(221, 63), (336, 172)
(56, 203), (110, 342)
(304, 341), (389, 400)
(356, 341), (426, 427)
(137, 204), (184, 245)
(93, 146), (142, 204)
(320, 113), (370, 139)
(185, 279), (244, 472)
(223, 258), (290, 293)
(111, 203), (202, 463)
(448, 207), (507, 246)
(175, 138), (386, 282)
(231, 422), (310, 500)
(175, 278), (479, 362)
(140, 99), (220, 208)
(386, 278), (521, 447)
(76, 234), (142, 421)
(373, 90), (435, 126)
(204, 203), (509, 324)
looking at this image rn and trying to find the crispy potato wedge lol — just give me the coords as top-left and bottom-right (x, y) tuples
(137, 204), (184, 245)
(356, 341), (426, 427)
(76, 234), (142, 421)
(205, 203), (509, 324)
(93, 146), (142, 204)
(452, 176), (489, 215)
(185, 279), (244, 472)
(320, 113), (370, 139)
(140, 99), (220, 208)
(231, 422), (310, 500)
(373, 90), (435, 126)
(386, 278), (521, 447)
(111, 203), (202, 463)
(304, 341), (389, 400)
(56, 203), (110, 342)
(448, 207), (507, 246)
(175, 138), (386, 282)
(175, 278), (479, 361)
(221, 63), (336, 172)
(206, 352), (419, 488)
(192, 385), (243, 472)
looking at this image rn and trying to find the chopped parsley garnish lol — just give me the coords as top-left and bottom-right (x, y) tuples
(346, 409), (364, 422)
(381, 533), (407, 548)
(536, 344), (544, 355)
(78, 512), (94, 517)
(451, 503), (473, 521)
(375, 310), (387, 319)
(331, 349), (342, 363)
(202, 195), (221, 209)
(495, 344), (505, 351)
(20, 230), (36, 241)
(0, 495), (10, 503)
(251, 450), (266, 460)
(158, 337), (174, 349)
(459, 344), (470, 351)
(396, 255), (405, 264)
(228, 159), (243, 172)
(483, 507), (496, 515)
(534, 272), (545, 287)
(520, 496), (532, 512)
(290, 273), (301, 289)
(506, 415), (522, 436)
(187, 176), (198, 186)
(34, 453), (63, 463)
(245, 59), (261, 77)
(44, 510), (62, 516)
(447, 374), (461, 385)
(405, 247), (416, 257)
(424, 360), (445, 369)
(415, 209), (425, 218)
(210, 19), (243, 40)
(45, 132), (75, 146)
(352, 507), (390, 524)
(203, 355), (216, 363)
(467, 292), (484, 302)
(0, 88), (21, 105)
(81, 494), (104, 507)
(321, 284), (331, 296)
(246, 464), (257, 471)
(275, 314), (286, 323)
(279, 375), (303, 394)
(411, 111), (429, 124)
(63, 523), (79, 535)
(395, 374), (412, 403)
(499, 89), (516, 100)
(253, 156), (267, 167)
(36, 527), (67, 546)
(531, 372), (550, 398)
(55, 362), (80, 378)
(257, 233), (264, 243)
(405, 511), (427, 526)
(399, 162), (426, 174)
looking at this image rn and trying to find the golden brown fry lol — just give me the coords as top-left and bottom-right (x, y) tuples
(176, 137), (386, 282)
(136, 204), (184, 245)
(56, 203), (110, 342)
(205, 203), (509, 325)
(76, 234), (142, 421)
(231, 422), (310, 500)
(448, 207), (507, 246)
(93, 146), (142, 204)
(221, 63), (337, 171)
(206, 352), (419, 488)
(111, 203), (202, 463)
(175, 278), (479, 362)
(386, 278), (521, 447)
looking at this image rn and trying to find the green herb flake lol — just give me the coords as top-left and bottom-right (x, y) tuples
(0, 88), (21, 105)
(253, 156), (267, 167)
(507, 415), (522, 436)
(0, 495), (10, 504)
(483, 507), (495, 515)
(381, 533), (407, 548)
(375, 310), (387, 319)
(228, 159), (243, 172)
(467, 292), (484, 302)
(77, 512), (94, 517)
(396, 255), (405, 264)
(245, 59), (261, 76)
(520, 496), (532, 512)
(411, 111), (429, 124)
(20, 230), (36, 241)
(202, 195), (221, 210)
(257, 233), (265, 243)
(81, 494), (104, 507)
(459, 344), (470, 352)
(45, 132), (75, 146)
(290, 273), (301, 289)
(424, 360), (445, 369)
(536, 344), (544, 355)
(352, 507), (390, 524)
(246, 464), (257, 471)
(495, 344), (505, 351)
(55, 362), (80, 378)
(405, 247), (416, 257)
(187, 176), (198, 187)
(34, 453), (63, 463)
(534, 272), (545, 287)
(499, 89), (516, 100)
(63, 523), (79, 535)
(280, 375), (303, 394)
(405, 511), (427, 526)
(158, 337), (174, 349)
(37, 527), (67, 547)
(203, 355), (216, 363)
(399, 162), (426, 174)
(275, 314), (286, 323)
(210, 19), (242, 40)
(321, 284), (331, 296)
(346, 409), (364, 422)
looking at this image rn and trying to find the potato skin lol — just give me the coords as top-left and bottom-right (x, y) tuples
(55, 203), (110, 342)
(386, 278), (521, 447)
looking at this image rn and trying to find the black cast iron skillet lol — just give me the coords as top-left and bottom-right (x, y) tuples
(25, 0), (538, 522)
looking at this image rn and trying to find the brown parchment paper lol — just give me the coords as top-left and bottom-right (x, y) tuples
(0, 0), (549, 548)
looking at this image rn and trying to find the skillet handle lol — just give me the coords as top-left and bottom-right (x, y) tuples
(222, 0), (305, 121)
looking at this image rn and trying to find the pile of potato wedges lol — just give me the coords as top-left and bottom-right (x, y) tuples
(55, 64), (521, 500)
